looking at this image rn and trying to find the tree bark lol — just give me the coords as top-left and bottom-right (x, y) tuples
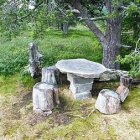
(103, 0), (122, 69)
(95, 89), (121, 114)
(29, 43), (43, 78)
(102, 23), (121, 69)
(70, 1), (122, 69)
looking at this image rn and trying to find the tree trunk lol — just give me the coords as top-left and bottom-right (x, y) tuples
(29, 43), (43, 78)
(102, 43), (120, 69)
(71, 1), (123, 69)
(102, 17), (122, 69)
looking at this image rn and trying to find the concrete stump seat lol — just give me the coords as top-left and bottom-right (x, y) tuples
(42, 66), (60, 86)
(95, 89), (121, 114)
(33, 82), (59, 116)
(56, 59), (106, 99)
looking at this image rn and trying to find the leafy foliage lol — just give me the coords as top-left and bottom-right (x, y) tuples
(0, 44), (28, 75)
(0, 0), (77, 38)
(122, 1), (140, 43)
(118, 38), (140, 77)
(0, 25), (102, 76)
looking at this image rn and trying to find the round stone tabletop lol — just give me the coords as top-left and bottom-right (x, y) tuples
(55, 59), (106, 78)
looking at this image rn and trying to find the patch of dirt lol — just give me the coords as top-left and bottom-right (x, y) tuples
(20, 91), (32, 107)
(26, 113), (47, 126)
(53, 113), (71, 126)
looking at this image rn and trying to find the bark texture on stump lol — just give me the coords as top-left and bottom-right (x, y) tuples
(116, 76), (132, 102)
(42, 66), (60, 86)
(120, 76), (132, 88)
(116, 85), (129, 102)
(29, 43), (43, 78)
(32, 82), (59, 116)
(95, 89), (121, 114)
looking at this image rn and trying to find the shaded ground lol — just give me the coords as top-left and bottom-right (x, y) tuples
(0, 75), (140, 140)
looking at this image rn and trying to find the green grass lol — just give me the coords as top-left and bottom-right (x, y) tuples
(0, 24), (102, 75)
(0, 74), (37, 96)
(122, 87), (140, 110)
(0, 24), (140, 140)
(129, 119), (140, 130)
(0, 74), (140, 139)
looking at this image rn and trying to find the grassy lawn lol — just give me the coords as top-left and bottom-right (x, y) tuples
(0, 25), (102, 75)
(0, 75), (140, 140)
(0, 25), (140, 140)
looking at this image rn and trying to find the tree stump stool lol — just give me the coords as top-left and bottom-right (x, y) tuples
(116, 76), (132, 102)
(33, 82), (59, 116)
(120, 75), (132, 88)
(42, 66), (60, 86)
(95, 89), (121, 114)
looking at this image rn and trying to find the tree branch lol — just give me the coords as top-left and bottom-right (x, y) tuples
(17, 1), (43, 21)
(117, 44), (132, 48)
(73, 2), (107, 45)
(78, 16), (107, 21)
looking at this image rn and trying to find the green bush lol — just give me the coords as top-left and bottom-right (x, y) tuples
(0, 25), (102, 76)
(0, 44), (28, 76)
(118, 38), (140, 77)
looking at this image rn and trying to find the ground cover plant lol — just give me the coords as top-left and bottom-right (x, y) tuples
(0, 25), (102, 76)
(0, 25), (140, 140)
(0, 76), (140, 140)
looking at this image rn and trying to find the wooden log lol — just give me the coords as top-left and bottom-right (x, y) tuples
(32, 82), (59, 116)
(95, 89), (121, 114)
(29, 43), (43, 78)
(116, 85), (129, 102)
(115, 75), (132, 102)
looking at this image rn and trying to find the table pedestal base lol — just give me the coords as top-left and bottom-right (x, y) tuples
(67, 73), (94, 100)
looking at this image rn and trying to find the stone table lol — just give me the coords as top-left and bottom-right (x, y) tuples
(55, 59), (106, 99)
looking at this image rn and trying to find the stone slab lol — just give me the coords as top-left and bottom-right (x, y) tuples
(73, 92), (92, 100)
(67, 73), (93, 99)
(56, 59), (106, 78)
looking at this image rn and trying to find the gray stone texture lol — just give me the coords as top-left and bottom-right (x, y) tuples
(67, 73), (93, 99)
(56, 59), (106, 78)
(99, 69), (129, 81)
(95, 89), (121, 114)
(56, 59), (106, 100)
(42, 66), (60, 86)
(32, 82), (60, 116)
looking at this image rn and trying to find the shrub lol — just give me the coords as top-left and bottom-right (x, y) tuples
(118, 38), (140, 77)
(0, 25), (102, 76)
(0, 46), (28, 76)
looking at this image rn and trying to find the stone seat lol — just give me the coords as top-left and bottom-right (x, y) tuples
(32, 82), (59, 116)
(95, 89), (121, 114)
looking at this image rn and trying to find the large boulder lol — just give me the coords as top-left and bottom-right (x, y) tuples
(99, 69), (129, 81)
(95, 89), (121, 114)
